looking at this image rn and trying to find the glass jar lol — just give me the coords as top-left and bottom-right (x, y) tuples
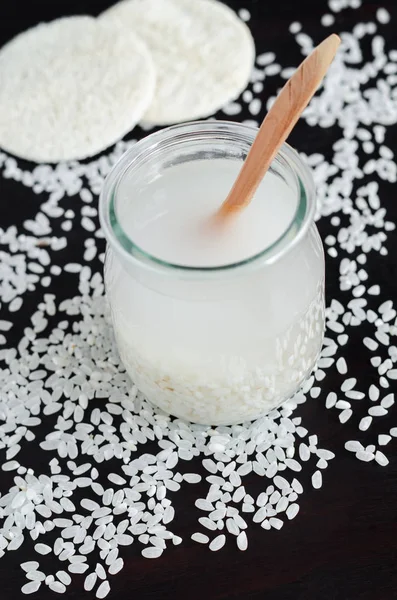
(99, 121), (325, 426)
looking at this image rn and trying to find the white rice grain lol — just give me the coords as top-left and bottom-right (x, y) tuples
(312, 471), (322, 490)
(236, 531), (248, 551)
(209, 535), (226, 551)
(96, 580), (110, 599)
(22, 581), (41, 595)
(375, 451), (389, 466)
(142, 547), (163, 559)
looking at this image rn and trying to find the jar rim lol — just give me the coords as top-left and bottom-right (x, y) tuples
(99, 120), (316, 277)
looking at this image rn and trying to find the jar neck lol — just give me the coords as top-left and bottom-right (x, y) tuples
(99, 121), (316, 280)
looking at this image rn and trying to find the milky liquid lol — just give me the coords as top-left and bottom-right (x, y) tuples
(119, 159), (297, 267)
(109, 156), (325, 425)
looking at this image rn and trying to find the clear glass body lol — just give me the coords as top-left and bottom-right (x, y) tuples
(99, 121), (325, 426)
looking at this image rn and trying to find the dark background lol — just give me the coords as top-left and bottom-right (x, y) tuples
(0, 1), (397, 599)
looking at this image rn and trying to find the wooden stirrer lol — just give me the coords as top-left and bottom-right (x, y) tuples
(217, 34), (341, 218)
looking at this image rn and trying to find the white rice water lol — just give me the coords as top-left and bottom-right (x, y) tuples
(109, 158), (325, 424)
(121, 160), (296, 267)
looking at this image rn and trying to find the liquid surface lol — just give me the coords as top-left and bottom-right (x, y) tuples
(118, 159), (298, 267)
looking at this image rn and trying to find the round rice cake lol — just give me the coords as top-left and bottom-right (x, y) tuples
(100, 0), (255, 125)
(0, 16), (156, 162)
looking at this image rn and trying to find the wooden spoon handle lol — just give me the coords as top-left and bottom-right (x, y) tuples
(219, 34), (341, 217)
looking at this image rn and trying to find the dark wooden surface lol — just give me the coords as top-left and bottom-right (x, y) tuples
(0, 1), (397, 599)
